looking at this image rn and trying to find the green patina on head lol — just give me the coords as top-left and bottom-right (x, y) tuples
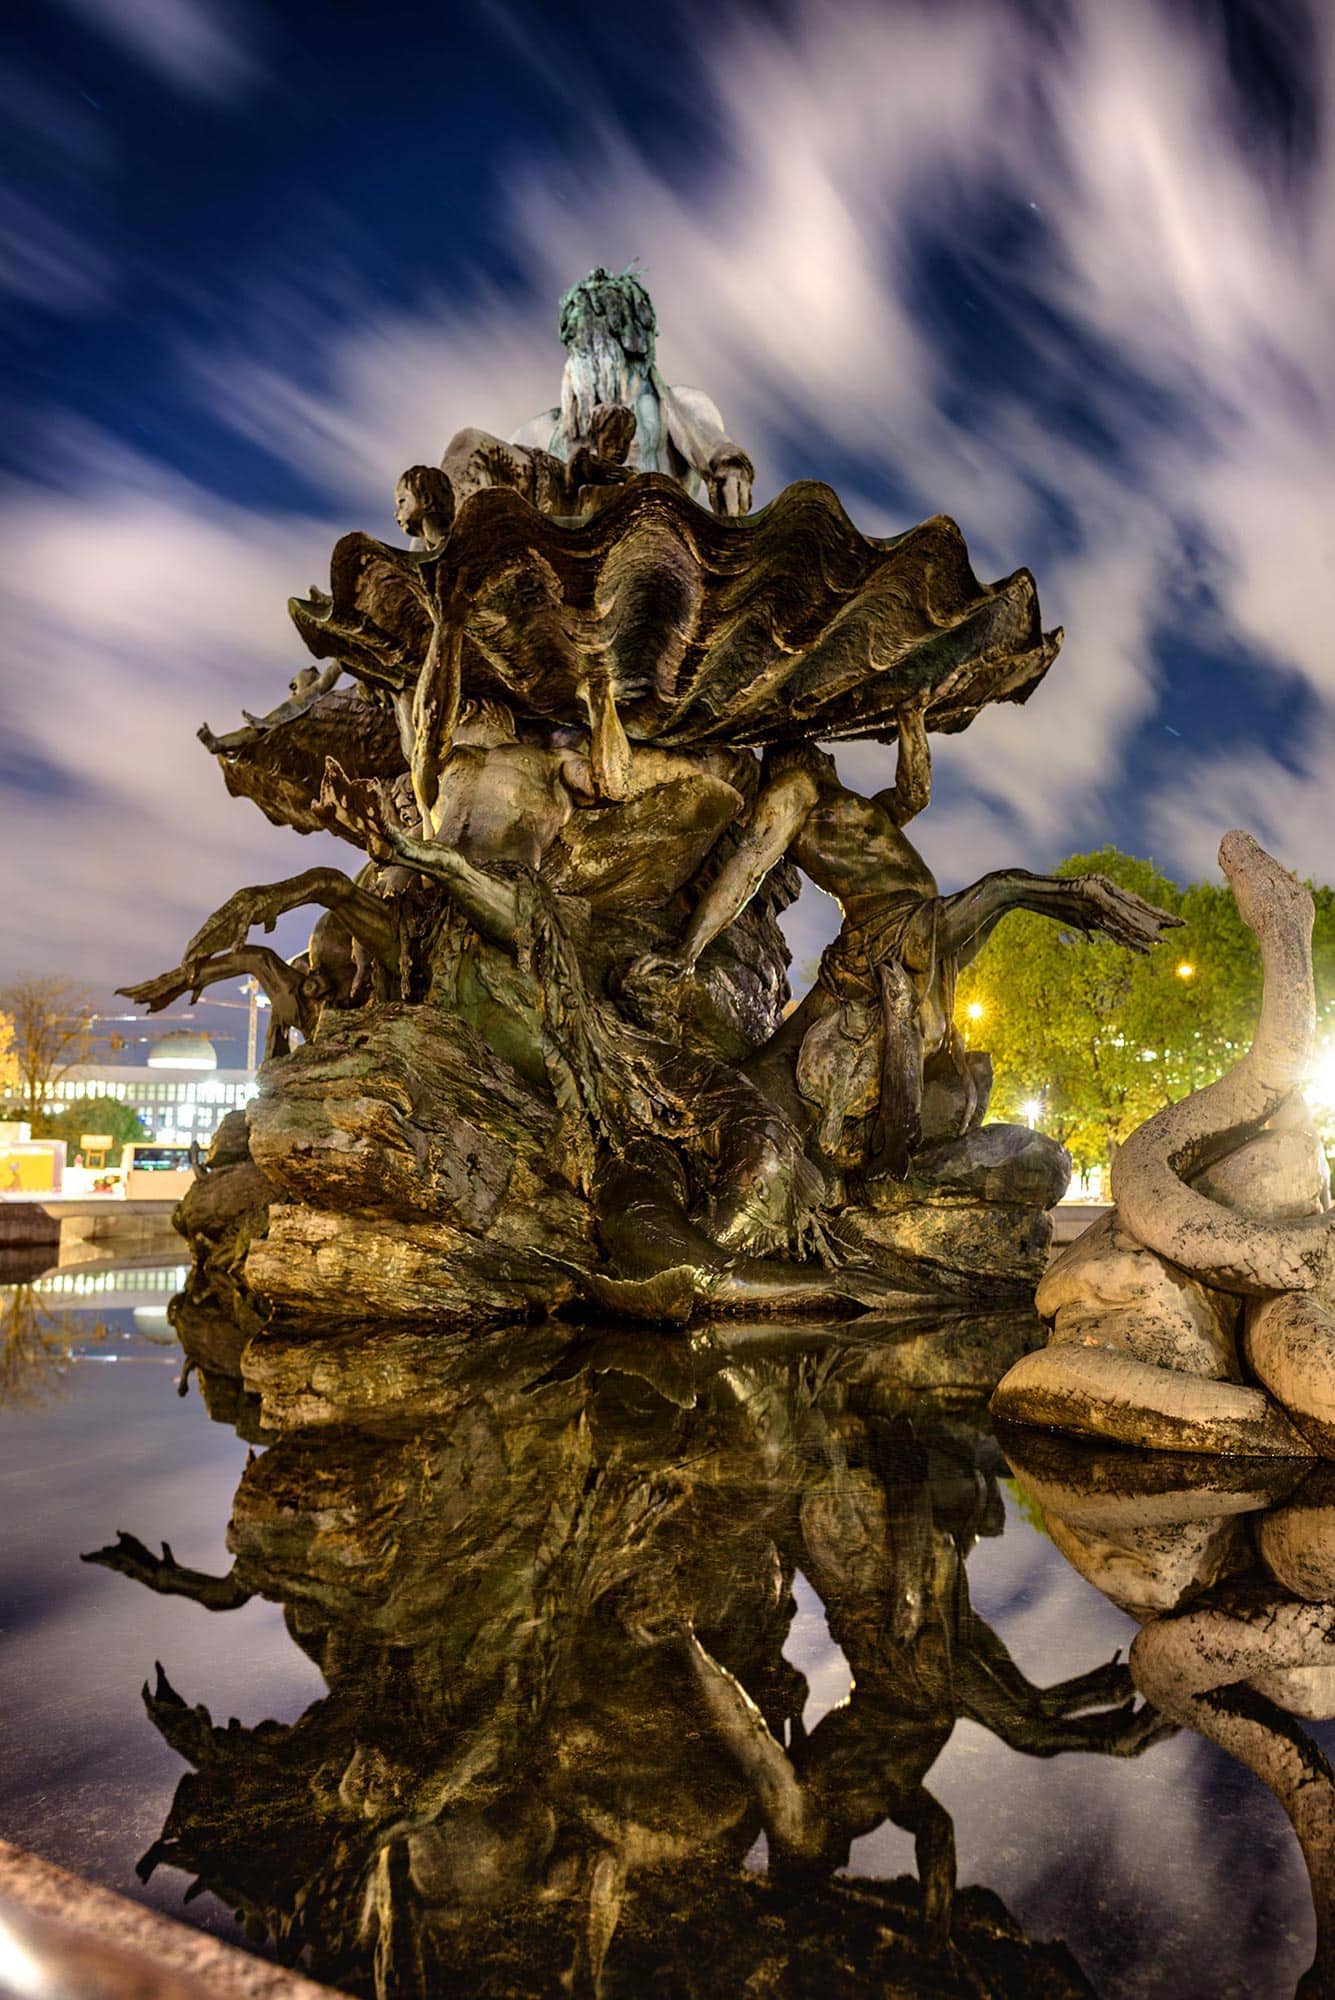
(558, 265), (657, 362)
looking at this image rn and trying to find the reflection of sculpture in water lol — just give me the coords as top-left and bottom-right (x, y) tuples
(0, 1287), (109, 1409)
(1008, 1433), (1335, 2000)
(88, 1318), (1167, 1997)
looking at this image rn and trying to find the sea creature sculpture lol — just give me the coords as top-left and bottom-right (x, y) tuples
(994, 830), (1335, 1455)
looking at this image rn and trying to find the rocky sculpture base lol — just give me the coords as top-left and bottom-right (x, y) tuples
(174, 1002), (1070, 1340)
(993, 831), (1335, 1459)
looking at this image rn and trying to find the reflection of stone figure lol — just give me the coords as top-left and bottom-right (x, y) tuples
(682, 1495), (1161, 1939)
(511, 265), (754, 517)
(1010, 1436), (1335, 2000)
(995, 830), (1335, 1457)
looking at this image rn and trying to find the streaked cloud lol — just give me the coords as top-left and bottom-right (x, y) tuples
(52, 0), (262, 99)
(0, 190), (116, 313)
(0, 427), (346, 980)
(4, 0), (1334, 994)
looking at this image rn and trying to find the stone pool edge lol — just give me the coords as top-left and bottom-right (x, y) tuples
(0, 1838), (334, 1996)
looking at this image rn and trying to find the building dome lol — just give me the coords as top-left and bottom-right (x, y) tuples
(147, 1030), (218, 1070)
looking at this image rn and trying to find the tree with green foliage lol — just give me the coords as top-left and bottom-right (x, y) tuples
(956, 846), (1335, 1173)
(33, 1094), (147, 1166)
(0, 976), (98, 1125)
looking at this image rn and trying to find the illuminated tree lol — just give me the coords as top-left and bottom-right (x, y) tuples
(0, 1009), (16, 1104)
(0, 1289), (107, 1410)
(956, 848), (1335, 1173)
(0, 976), (98, 1126)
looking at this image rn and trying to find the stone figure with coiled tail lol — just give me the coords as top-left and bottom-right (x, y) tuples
(994, 829), (1335, 1458)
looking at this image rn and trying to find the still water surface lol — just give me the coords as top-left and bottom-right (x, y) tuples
(0, 1264), (1323, 1997)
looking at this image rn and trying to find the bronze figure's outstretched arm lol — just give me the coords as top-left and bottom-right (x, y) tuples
(82, 1531), (252, 1611)
(938, 870), (1183, 970)
(119, 945), (318, 1057)
(120, 943), (296, 1015)
(377, 824), (522, 950)
(173, 866), (401, 980)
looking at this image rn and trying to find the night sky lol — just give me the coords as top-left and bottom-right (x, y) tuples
(3, 0), (1331, 1061)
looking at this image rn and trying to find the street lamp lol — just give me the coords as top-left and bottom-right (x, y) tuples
(242, 978), (270, 1072)
(1307, 1043), (1335, 1114)
(1021, 1097), (1043, 1128)
(965, 1001), (984, 1021)
(1176, 961), (1195, 980)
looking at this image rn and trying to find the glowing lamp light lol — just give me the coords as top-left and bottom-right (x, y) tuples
(965, 1001), (985, 1021)
(1306, 1044), (1335, 1114)
(1021, 1098), (1043, 1127)
(147, 1030), (218, 1070)
(0, 1912), (47, 1993)
(1176, 961), (1195, 980)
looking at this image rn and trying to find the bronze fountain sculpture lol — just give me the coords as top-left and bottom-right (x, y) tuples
(123, 266), (1180, 1335)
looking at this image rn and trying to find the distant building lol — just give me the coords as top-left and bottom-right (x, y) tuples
(46, 1032), (256, 1148)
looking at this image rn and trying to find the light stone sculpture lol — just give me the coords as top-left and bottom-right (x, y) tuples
(512, 265), (755, 515)
(993, 830), (1335, 1456)
(1003, 1435), (1335, 1999)
(127, 271), (1183, 1334)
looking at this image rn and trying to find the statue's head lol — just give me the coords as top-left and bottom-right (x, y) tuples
(395, 464), (455, 546)
(558, 266), (656, 364)
(556, 269), (656, 449)
(455, 696), (517, 749)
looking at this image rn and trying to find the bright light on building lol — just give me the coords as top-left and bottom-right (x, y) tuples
(148, 1030), (218, 1070)
(1021, 1098), (1043, 1127)
(1176, 961), (1195, 980)
(1306, 1044), (1335, 1114)
(966, 1001), (985, 1021)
